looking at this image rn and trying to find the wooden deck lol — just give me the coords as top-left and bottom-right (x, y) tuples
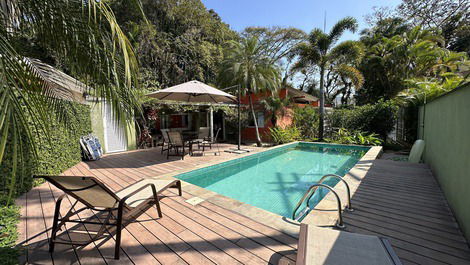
(15, 144), (470, 264)
(342, 159), (470, 265)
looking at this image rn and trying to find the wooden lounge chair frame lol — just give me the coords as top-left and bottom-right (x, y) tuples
(35, 175), (182, 259)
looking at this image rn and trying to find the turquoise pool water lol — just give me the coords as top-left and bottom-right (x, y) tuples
(176, 142), (369, 218)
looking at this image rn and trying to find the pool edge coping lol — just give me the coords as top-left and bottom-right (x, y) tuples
(150, 142), (382, 237)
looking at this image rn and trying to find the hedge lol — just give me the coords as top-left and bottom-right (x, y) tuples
(0, 100), (92, 202)
(328, 100), (398, 140)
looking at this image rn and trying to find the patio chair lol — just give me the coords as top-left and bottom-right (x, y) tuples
(297, 223), (402, 265)
(160, 129), (170, 154)
(167, 131), (191, 160)
(196, 127), (210, 142)
(198, 128), (221, 152)
(35, 175), (182, 259)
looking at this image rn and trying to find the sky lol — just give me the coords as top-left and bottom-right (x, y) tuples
(201, 0), (402, 40)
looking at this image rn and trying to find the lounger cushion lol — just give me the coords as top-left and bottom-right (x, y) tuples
(297, 224), (399, 265)
(116, 179), (177, 207)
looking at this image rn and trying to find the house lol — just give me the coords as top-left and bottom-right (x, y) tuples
(239, 87), (320, 142)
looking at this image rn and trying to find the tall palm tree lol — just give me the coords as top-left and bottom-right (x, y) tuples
(291, 17), (358, 140)
(218, 36), (281, 146)
(0, 0), (141, 202)
(260, 95), (292, 127)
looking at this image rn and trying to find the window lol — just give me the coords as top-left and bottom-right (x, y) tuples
(248, 112), (265, 128)
(160, 113), (191, 129)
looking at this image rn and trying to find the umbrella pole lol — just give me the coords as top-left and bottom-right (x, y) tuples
(224, 84), (250, 154)
(238, 85), (241, 150)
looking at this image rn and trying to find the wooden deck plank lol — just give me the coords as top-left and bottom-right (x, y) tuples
(160, 198), (268, 265)
(25, 187), (54, 265)
(15, 193), (28, 264)
(164, 195), (296, 264)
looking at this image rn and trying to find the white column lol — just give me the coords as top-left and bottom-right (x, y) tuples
(209, 107), (214, 141)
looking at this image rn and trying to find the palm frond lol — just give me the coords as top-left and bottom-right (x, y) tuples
(0, 0), (142, 202)
(328, 17), (358, 44)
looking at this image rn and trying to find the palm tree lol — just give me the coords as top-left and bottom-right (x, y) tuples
(218, 36), (281, 146)
(260, 95), (292, 127)
(0, 1), (141, 202)
(291, 17), (358, 140)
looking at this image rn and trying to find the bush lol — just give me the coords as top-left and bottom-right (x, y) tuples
(0, 205), (20, 265)
(293, 106), (319, 139)
(326, 128), (382, 146)
(0, 100), (92, 201)
(328, 100), (398, 139)
(269, 126), (301, 145)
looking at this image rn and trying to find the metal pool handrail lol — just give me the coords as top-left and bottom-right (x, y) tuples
(292, 183), (345, 229)
(309, 174), (354, 212)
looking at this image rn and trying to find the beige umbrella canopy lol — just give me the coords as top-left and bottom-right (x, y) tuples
(146, 80), (236, 103)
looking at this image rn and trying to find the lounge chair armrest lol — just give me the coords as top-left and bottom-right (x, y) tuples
(118, 183), (158, 207)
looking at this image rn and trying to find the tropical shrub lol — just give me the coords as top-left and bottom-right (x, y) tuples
(269, 126), (301, 145)
(293, 106), (319, 139)
(327, 128), (382, 146)
(328, 100), (398, 139)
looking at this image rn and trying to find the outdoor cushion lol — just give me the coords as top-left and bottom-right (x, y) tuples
(116, 179), (178, 207)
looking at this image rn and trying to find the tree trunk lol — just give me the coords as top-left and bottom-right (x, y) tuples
(271, 115), (277, 127)
(248, 92), (262, 147)
(319, 65), (325, 140)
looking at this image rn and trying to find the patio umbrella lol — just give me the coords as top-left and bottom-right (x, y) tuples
(147, 80), (247, 153)
(146, 80), (236, 103)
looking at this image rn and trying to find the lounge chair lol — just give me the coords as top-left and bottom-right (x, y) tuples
(35, 175), (182, 259)
(408, 139), (425, 163)
(297, 223), (402, 265)
(167, 131), (191, 159)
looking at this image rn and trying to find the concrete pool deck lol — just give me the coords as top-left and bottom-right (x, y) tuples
(16, 143), (470, 264)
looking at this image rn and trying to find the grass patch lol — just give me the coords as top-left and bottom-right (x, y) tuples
(0, 204), (20, 265)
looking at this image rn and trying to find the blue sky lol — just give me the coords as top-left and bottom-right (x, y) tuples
(202, 0), (402, 40)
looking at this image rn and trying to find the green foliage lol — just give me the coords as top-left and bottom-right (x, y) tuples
(0, 101), (91, 203)
(268, 126), (301, 145)
(293, 106), (319, 140)
(0, 205), (20, 265)
(397, 76), (467, 106)
(328, 101), (398, 139)
(358, 22), (469, 104)
(326, 128), (382, 146)
(112, 0), (237, 89)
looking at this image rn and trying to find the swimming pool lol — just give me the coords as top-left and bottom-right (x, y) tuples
(175, 142), (369, 219)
